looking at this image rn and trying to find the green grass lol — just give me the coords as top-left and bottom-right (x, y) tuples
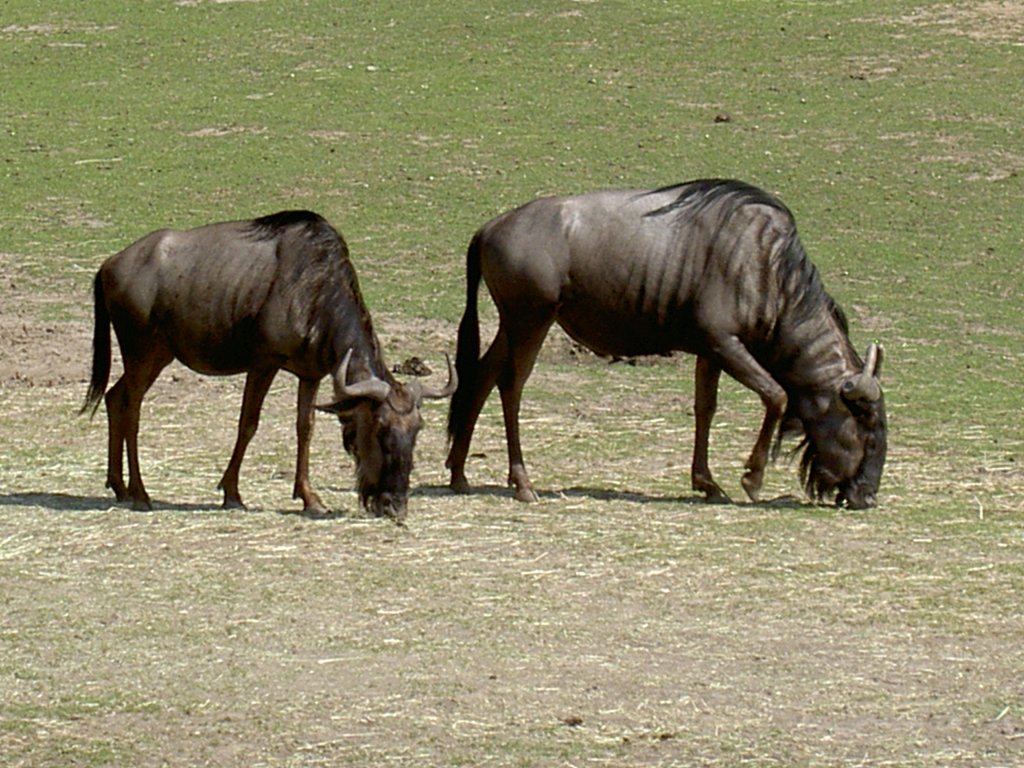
(5, 0), (1022, 398)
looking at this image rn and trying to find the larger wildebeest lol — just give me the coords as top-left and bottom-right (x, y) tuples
(82, 210), (455, 519)
(447, 179), (887, 509)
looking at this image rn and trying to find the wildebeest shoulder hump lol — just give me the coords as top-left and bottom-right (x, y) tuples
(249, 210), (338, 243)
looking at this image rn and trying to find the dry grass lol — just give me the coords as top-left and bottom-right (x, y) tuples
(2, 321), (1023, 766)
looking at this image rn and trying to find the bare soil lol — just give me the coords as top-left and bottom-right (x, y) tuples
(0, 282), (91, 390)
(895, 2), (1024, 43)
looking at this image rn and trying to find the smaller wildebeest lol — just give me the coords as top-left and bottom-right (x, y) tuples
(447, 180), (887, 509)
(82, 210), (455, 520)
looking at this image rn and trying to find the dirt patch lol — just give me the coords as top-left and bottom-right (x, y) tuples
(884, 2), (1024, 43)
(0, 22), (119, 38)
(0, 283), (92, 389)
(185, 126), (269, 138)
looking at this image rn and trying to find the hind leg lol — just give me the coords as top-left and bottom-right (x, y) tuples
(447, 329), (509, 493)
(497, 312), (555, 502)
(691, 356), (731, 503)
(104, 376), (131, 502)
(105, 343), (173, 510)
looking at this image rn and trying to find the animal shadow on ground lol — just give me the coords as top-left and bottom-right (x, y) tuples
(416, 484), (809, 509)
(0, 488), (810, 516)
(277, 505), (354, 521)
(0, 492), (206, 513)
(0, 492), (355, 519)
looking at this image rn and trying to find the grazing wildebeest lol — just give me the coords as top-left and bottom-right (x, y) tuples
(447, 179), (887, 509)
(82, 210), (455, 519)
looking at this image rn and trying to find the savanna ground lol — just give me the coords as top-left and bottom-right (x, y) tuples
(1, 1), (1022, 766)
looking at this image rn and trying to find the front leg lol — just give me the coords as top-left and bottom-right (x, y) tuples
(219, 368), (277, 509)
(294, 377), (328, 515)
(707, 335), (787, 503)
(740, 389), (787, 503)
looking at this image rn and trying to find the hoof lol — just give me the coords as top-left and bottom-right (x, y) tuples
(741, 472), (762, 503)
(294, 485), (328, 517)
(302, 500), (330, 518)
(513, 486), (539, 503)
(701, 490), (733, 505)
(450, 477), (471, 495)
(222, 498), (247, 511)
(131, 497), (153, 512)
(693, 477), (731, 505)
(108, 481), (130, 503)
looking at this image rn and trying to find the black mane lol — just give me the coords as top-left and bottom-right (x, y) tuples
(641, 179), (793, 221)
(774, 228), (850, 341)
(773, 229), (861, 473)
(253, 209), (326, 230)
(249, 210), (338, 246)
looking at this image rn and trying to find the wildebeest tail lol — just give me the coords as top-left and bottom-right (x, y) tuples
(80, 273), (111, 417)
(447, 232), (484, 442)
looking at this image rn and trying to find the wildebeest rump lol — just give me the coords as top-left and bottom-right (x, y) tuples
(82, 210), (455, 519)
(447, 180), (887, 509)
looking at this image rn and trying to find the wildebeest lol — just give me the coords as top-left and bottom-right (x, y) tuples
(447, 179), (887, 509)
(82, 210), (455, 519)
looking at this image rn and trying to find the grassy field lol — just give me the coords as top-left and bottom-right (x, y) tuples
(2, 1), (1022, 766)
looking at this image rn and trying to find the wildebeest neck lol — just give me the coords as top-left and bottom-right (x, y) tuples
(764, 233), (857, 394)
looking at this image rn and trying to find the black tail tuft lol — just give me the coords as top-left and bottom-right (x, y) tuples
(80, 273), (112, 417)
(447, 233), (484, 443)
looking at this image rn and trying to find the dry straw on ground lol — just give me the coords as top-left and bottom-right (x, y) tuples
(2, 293), (1022, 765)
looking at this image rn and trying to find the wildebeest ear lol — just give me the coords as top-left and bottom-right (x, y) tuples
(316, 399), (362, 417)
(841, 343), (883, 404)
(840, 377), (881, 405)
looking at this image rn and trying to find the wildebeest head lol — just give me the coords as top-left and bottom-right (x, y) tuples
(318, 350), (456, 521)
(786, 343), (887, 509)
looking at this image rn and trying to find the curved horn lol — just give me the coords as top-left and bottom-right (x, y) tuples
(864, 342), (883, 378)
(841, 343), (883, 403)
(405, 354), (458, 403)
(419, 356), (460, 399)
(335, 349), (391, 402)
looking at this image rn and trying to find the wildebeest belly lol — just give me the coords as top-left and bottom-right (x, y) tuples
(555, 291), (699, 358)
(151, 286), (300, 375)
(162, 314), (273, 375)
(550, 216), (710, 358)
